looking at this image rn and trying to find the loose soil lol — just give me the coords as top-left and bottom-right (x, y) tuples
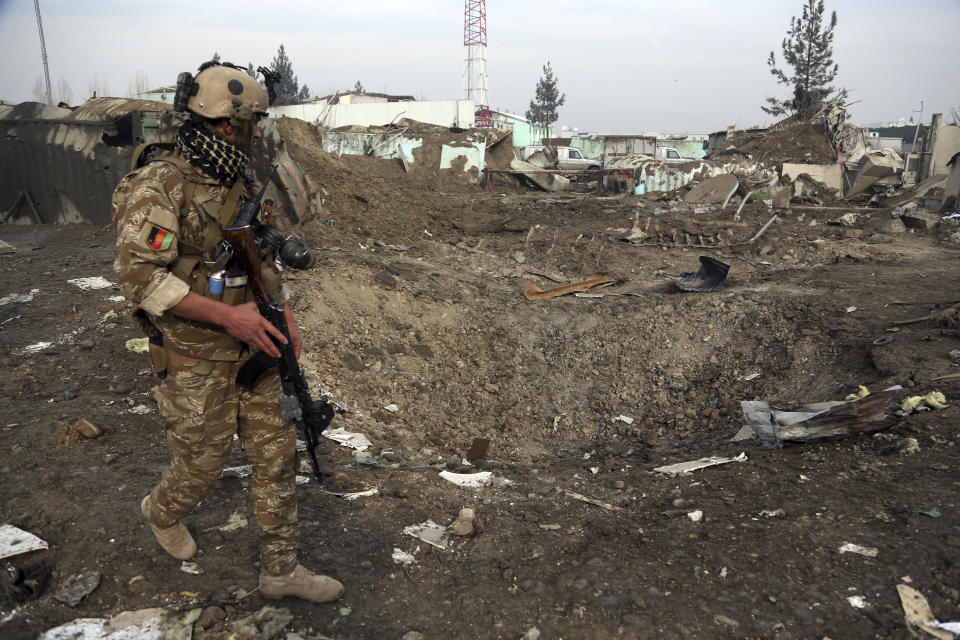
(1, 121), (960, 640)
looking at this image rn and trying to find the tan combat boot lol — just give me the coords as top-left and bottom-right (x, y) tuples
(141, 496), (196, 561)
(260, 564), (344, 603)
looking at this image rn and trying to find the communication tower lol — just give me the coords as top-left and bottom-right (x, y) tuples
(462, 0), (490, 127)
(34, 0), (52, 104)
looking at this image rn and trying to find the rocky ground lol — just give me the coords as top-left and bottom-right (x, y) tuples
(1, 121), (960, 639)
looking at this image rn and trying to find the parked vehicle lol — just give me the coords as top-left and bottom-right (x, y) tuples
(520, 145), (602, 171)
(654, 146), (694, 168)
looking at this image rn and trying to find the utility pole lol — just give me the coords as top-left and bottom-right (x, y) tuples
(34, 0), (52, 104)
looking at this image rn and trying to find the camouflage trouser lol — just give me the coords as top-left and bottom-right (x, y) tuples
(141, 351), (299, 576)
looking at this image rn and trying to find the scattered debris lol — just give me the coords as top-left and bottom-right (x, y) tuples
(39, 607), (197, 640)
(128, 405), (151, 415)
(654, 453), (747, 475)
(217, 512), (248, 533)
(439, 470), (493, 488)
(0, 289), (39, 306)
(565, 490), (622, 512)
(741, 387), (901, 448)
(0, 524), (48, 559)
(67, 276), (114, 290)
(465, 437), (490, 462)
(662, 256), (730, 292)
(125, 338), (149, 353)
(221, 465), (253, 479)
(847, 595), (868, 609)
(321, 487), (379, 501)
(902, 391), (948, 413)
(845, 385), (870, 400)
(383, 403), (399, 413)
(897, 583), (960, 640)
(759, 509), (786, 518)
(684, 174), (739, 206)
(449, 508), (476, 536)
(524, 272), (613, 300)
(403, 520), (449, 549)
(51, 572), (101, 607)
(322, 426), (372, 451)
(687, 510), (704, 522)
(614, 415), (634, 425)
(392, 548), (416, 566)
(839, 543), (878, 557)
(180, 562), (202, 575)
(76, 418), (102, 439)
(0, 238), (16, 254)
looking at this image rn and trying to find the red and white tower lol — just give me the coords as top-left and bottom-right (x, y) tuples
(462, 0), (490, 127)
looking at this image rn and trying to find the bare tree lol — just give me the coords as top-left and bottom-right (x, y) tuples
(32, 76), (47, 103)
(127, 71), (150, 98)
(87, 74), (110, 99)
(56, 77), (73, 105)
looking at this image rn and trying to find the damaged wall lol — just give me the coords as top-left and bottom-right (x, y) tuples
(271, 100), (475, 130)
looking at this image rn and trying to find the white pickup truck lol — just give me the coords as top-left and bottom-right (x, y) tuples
(521, 145), (603, 171)
(654, 146), (694, 168)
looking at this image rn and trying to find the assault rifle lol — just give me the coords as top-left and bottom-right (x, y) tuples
(223, 171), (334, 483)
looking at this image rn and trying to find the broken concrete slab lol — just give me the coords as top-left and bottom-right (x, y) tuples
(846, 150), (905, 198)
(683, 174), (739, 205)
(510, 158), (570, 192)
(900, 210), (941, 231)
(768, 185), (791, 208)
(781, 163), (843, 195)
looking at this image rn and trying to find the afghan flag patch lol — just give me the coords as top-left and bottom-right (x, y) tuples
(146, 225), (174, 251)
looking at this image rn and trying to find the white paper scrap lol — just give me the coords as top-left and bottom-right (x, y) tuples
(322, 427), (372, 451)
(839, 543), (878, 557)
(687, 510), (704, 522)
(67, 276), (114, 290)
(403, 520), (449, 549)
(0, 524), (48, 559)
(614, 415), (634, 425)
(847, 595), (867, 609)
(654, 453), (747, 475)
(439, 470), (493, 488)
(392, 548), (416, 566)
(929, 621), (960, 633)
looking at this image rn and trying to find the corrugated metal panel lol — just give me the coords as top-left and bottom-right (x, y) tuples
(1, 99), (180, 225)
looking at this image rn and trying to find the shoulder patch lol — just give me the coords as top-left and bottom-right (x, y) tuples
(146, 224), (175, 251)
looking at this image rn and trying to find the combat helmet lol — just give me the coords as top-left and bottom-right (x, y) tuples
(174, 61), (276, 126)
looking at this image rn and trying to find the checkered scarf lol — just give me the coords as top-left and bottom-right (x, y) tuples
(174, 120), (249, 183)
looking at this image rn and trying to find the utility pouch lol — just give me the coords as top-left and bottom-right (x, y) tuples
(148, 326), (167, 378)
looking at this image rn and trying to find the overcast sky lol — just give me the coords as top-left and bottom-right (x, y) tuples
(0, 0), (957, 134)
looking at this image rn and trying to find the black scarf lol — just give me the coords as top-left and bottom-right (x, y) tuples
(174, 120), (249, 183)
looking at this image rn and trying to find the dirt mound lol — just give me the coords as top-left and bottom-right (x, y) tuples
(714, 121), (836, 165)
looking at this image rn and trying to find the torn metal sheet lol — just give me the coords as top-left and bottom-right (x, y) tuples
(403, 520), (449, 549)
(0, 524), (48, 559)
(524, 273), (612, 300)
(322, 426), (372, 451)
(662, 256), (730, 293)
(742, 386), (902, 448)
(439, 471), (493, 488)
(654, 452), (747, 475)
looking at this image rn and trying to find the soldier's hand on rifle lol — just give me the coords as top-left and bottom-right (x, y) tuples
(284, 304), (303, 359)
(224, 302), (287, 358)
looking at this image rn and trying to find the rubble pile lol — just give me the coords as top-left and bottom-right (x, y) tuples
(712, 120), (837, 165)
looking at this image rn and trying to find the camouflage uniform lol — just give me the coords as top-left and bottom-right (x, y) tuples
(112, 153), (299, 576)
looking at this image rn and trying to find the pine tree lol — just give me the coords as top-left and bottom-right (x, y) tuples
(269, 44), (311, 105)
(525, 62), (566, 134)
(762, 0), (838, 121)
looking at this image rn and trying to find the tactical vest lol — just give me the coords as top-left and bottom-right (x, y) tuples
(118, 147), (284, 362)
